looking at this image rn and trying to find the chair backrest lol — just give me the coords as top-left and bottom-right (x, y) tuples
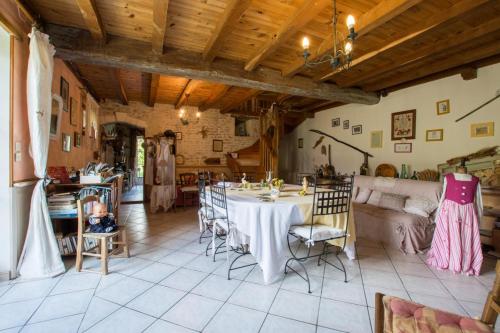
(180, 173), (197, 185)
(209, 179), (229, 230)
(310, 174), (353, 242)
(77, 195), (100, 236)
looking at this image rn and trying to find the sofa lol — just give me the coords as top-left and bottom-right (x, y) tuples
(353, 175), (442, 254)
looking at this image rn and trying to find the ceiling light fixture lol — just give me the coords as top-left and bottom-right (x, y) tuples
(178, 94), (200, 126)
(302, 0), (356, 71)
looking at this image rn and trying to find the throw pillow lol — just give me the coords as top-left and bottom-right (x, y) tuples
(367, 190), (382, 206)
(379, 193), (407, 212)
(403, 197), (438, 217)
(354, 188), (372, 204)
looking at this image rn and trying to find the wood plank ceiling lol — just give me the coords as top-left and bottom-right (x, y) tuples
(25, 0), (500, 116)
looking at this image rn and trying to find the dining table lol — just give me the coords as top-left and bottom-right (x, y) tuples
(204, 183), (357, 285)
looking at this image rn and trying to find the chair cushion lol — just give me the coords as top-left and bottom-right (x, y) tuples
(291, 225), (345, 241)
(403, 196), (438, 217)
(379, 193), (407, 212)
(354, 188), (372, 203)
(367, 190), (382, 206)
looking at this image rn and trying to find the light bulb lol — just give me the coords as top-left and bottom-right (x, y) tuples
(196, 111), (201, 118)
(346, 15), (355, 29)
(302, 36), (310, 50)
(344, 41), (352, 54)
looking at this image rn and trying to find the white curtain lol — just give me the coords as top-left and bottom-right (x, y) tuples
(17, 28), (65, 278)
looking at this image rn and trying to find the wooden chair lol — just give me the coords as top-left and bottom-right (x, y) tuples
(482, 260), (500, 327)
(75, 195), (129, 275)
(179, 172), (198, 209)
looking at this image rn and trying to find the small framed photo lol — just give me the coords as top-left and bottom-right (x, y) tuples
(370, 130), (383, 148)
(62, 133), (71, 152)
(343, 120), (349, 129)
(391, 109), (416, 140)
(213, 139), (223, 152)
(471, 122), (494, 138)
(175, 132), (182, 140)
(426, 129), (443, 142)
(436, 99), (450, 115)
(74, 132), (81, 147)
(60, 76), (69, 112)
(70, 97), (78, 126)
(298, 138), (304, 148)
(332, 118), (340, 127)
(352, 125), (362, 135)
(50, 95), (63, 140)
(176, 154), (185, 165)
(394, 142), (412, 153)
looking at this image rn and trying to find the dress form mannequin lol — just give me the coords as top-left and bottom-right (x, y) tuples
(427, 167), (483, 275)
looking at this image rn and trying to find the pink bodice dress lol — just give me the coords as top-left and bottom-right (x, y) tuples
(427, 173), (483, 276)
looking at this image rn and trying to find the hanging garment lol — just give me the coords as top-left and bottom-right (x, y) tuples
(144, 142), (156, 186)
(156, 138), (171, 185)
(17, 28), (65, 278)
(427, 173), (483, 276)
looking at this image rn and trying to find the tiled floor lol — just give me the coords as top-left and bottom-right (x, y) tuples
(121, 185), (144, 203)
(0, 204), (498, 333)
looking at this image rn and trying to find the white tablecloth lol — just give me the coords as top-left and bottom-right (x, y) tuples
(205, 184), (356, 284)
(150, 185), (175, 213)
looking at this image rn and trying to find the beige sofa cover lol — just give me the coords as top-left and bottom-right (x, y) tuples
(353, 175), (442, 254)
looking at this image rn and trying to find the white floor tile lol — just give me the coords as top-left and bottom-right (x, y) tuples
(126, 285), (185, 318)
(131, 263), (178, 283)
(359, 256), (395, 273)
(143, 319), (196, 333)
(108, 257), (153, 276)
(228, 281), (279, 312)
(96, 276), (153, 305)
(386, 249), (423, 264)
(191, 274), (241, 301)
(322, 279), (366, 306)
(162, 294), (223, 331)
(85, 307), (155, 333)
(0, 298), (43, 330)
(361, 269), (404, 290)
(21, 314), (83, 333)
(269, 290), (320, 324)
(159, 268), (208, 292)
(78, 297), (120, 332)
(50, 273), (101, 295)
(393, 261), (435, 278)
(29, 289), (93, 323)
(400, 274), (450, 298)
(158, 238), (192, 250)
(317, 326), (345, 333)
(363, 286), (410, 308)
(409, 293), (467, 315)
(203, 303), (266, 333)
(0, 278), (59, 304)
(135, 246), (174, 261)
(183, 255), (224, 273)
(281, 272), (323, 296)
(259, 315), (316, 333)
(158, 251), (198, 267)
(440, 279), (489, 303)
(318, 298), (372, 333)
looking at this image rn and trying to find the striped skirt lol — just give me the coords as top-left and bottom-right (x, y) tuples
(427, 199), (483, 276)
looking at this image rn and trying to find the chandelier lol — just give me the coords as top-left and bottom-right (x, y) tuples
(302, 0), (357, 71)
(178, 94), (200, 126)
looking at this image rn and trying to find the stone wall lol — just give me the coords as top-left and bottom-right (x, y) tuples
(99, 101), (259, 175)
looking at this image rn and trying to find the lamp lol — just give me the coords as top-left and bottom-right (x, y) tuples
(302, 0), (356, 71)
(177, 94), (200, 126)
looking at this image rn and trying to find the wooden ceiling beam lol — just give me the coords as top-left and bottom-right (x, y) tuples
(203, 0), (251, 62)
(109, 68), (128, 105)
(152, 0), (170, 54)
(199, 85), (231, 111)
(318, 0), (491, 82)
(175, 79), (200, 109)
(301, 100), (343, 113)
(148, 73), (160, 107)
(46, 24), (380, 105)
(141, 73), (152, 106)
(220, 89), (261, 114)
(64, 60), (101, 102)
(75, 0), (106, 41)
(244, 0), (330, 71)
(363, 35), (500, 92)
(282, 0), (424, 77)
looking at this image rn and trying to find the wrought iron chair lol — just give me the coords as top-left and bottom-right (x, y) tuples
(209, 178), (257, 279)
(198, 171), (215, 244)
(285, 174), (354, 293)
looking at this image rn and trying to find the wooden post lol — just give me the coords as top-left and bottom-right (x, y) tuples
(481, 261), (500, 326)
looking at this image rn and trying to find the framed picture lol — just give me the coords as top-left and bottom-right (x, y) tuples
(62, 133), (71, 152)
(70, 97), (78, 126)
(298, 138), (304, 148)
(391, 109), (416, 140)
(394, 142), (412, 153)
(60, 77), (69, 112)
(436, 99), (450, 115)
(343, 120), (349, 129)
(370, 130), (383, 148)
(81, 91), (87, 135)
(176, 154), (185, 165)
(175, 132), (182, 140)
(50, 95), (63, 140)
(471, 122), (494, 138)
(74, 132), (81, 147)
(331, 118), (340, 127)
(426, 129), (443, 141)
(352, 125), (362, 135)
(213, 139), (223, 152)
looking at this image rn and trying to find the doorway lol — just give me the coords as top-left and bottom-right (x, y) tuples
(121, 135), (145, 203)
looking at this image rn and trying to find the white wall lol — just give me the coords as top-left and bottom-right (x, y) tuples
(0, 28), (13, 279)
(281, 63), (500, 181)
